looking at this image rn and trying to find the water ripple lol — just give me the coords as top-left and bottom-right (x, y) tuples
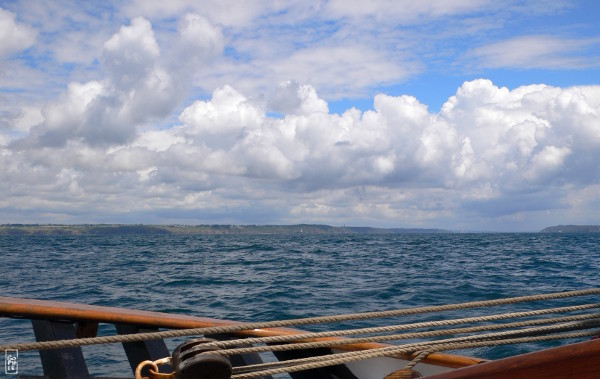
(1, 233), (599, 376)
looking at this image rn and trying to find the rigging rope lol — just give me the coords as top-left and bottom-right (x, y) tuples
(2, 287), (599, 352)
(220, 319), (600, 362)
(231, 331), (596, 379)
(229, 331), (600, 379)
(203, 303), (600, 350)
(207, 315), (600, 357)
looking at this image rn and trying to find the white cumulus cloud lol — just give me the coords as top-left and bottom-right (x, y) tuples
(103, 17), (160, 88)
(0, 7), (36, 58)
(13, 15), (220, 148)
(4, 76), (600, 230)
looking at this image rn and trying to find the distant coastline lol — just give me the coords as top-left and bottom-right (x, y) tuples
(2, 224), (598, 235)
(0, 224), (452, 236)
(540, 225), (600, 233)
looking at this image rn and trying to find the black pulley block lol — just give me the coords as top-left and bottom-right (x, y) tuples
(172, 338), (232, 379)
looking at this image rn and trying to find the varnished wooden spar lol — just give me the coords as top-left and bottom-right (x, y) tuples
(423, 338), (600, 379)
(0, 296), (482, 369)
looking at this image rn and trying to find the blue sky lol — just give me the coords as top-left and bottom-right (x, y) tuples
(0, 0), (599, 231)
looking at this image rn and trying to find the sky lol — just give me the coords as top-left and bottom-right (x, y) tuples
(0, 1), (599, 231)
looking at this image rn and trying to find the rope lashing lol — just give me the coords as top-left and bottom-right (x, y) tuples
(384, 350), (431, 379)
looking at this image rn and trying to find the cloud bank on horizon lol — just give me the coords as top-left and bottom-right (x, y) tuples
(1, 1), (599, 231)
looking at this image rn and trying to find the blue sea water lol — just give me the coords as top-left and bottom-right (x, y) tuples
(1, 232), (599, 377)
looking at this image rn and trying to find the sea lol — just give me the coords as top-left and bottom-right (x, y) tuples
(1, 232), (599, 377)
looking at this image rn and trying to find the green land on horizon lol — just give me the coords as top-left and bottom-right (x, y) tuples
(0, 224), (598, 235)
(0, 224), (452, 235)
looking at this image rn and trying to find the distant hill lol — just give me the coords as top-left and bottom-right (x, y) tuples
(0, 224), (171, 236)
(344, 226), (451, 234)
(0, 224), (452, 235)
(541, 225), (600, 233)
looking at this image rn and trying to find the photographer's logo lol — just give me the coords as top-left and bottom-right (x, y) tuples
(4, 349), (18, 375)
